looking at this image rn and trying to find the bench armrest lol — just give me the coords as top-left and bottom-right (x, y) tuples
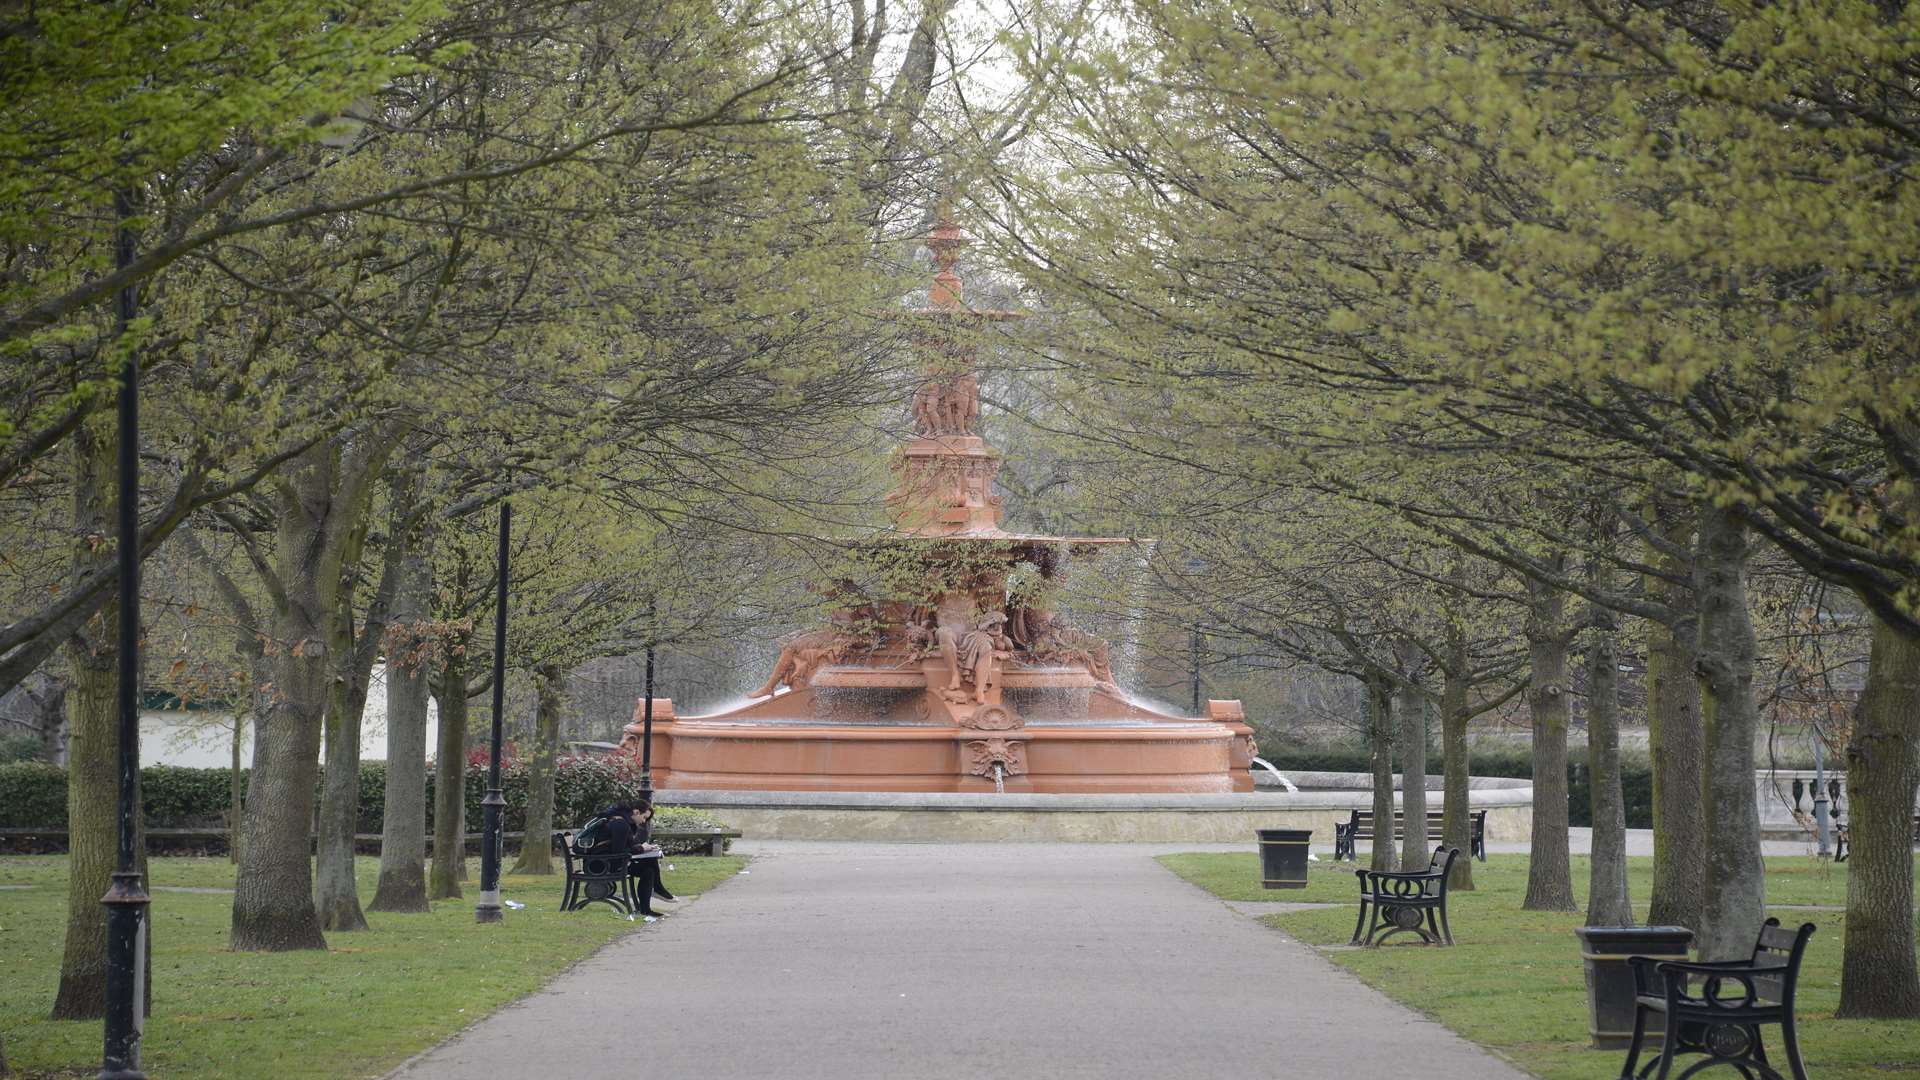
(1652, 959), (1784, 977)
(1361, 868), (1443, 884)
(1627, 954), (1759, 992)
(1642, 959), (1784, 1007)
(1355, 868), (1443, 900)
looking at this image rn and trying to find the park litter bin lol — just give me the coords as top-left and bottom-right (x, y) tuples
(1573, 925), (1693, 1049)
(1256, 828), (1312, 889)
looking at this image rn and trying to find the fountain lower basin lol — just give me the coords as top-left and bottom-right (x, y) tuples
(654, 772), (1535, 844)
(624, 680), (1263, 794)
(635, 716), (1247, 793)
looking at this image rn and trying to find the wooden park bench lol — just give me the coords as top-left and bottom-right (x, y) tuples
(1831, 811), (1920, 862)
(1334, 809), (1486, 862)
(1618, 918), (1816, 1080)
(1350, 845), (1460, 947)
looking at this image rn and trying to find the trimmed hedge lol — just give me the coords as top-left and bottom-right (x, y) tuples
(1254, 741), (1656, 828)
(0, 756), (728, 847)
(0, 762), (66, 828)
(1, 739), (1681, 834)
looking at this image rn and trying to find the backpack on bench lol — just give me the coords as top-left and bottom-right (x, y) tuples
(573, 814), (614, 853)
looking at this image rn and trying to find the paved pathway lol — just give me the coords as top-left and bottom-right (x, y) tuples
(389, 841), (1527, 1080)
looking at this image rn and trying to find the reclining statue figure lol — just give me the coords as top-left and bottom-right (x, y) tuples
(750, 628), (857, 698)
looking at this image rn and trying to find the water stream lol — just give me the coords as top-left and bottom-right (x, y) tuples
(1250, 756), (1298, 793)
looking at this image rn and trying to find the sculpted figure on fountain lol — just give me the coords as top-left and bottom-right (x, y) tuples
(749, 627), (857, 698)
(938, 609), (1014, 705)
(911, 370), (979, 437)
(1027, 611), (1119, 694)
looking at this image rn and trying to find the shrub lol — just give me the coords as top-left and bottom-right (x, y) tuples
(0, 733), (47, 764)
(0, 762), (67, 827)
(142, 765), (239, 826)
(652, 806), (736, 855)
(1253, 738), (1657, 829)
(1, 757), (731, 851)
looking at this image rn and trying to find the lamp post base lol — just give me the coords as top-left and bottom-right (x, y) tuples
(475, 890), (504, 924)
(100, 869), (149, 1080)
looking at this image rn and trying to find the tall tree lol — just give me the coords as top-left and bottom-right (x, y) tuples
(370, 540), (433, 912)
(48, 416), (145, 1018)
(228, 438), (391, 950)
(1693, 505), (1767, 959)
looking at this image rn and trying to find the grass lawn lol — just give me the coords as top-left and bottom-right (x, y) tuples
(1158, 851), (1920, 1080)
(0, 852), (746, 1079)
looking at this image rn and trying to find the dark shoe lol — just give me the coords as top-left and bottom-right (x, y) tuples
(654, 889), (677, 902)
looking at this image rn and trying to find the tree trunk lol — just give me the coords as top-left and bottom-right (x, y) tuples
(1440, 630), (1475, 889)
(1645, 499), (1705, 930)
(231, 445), (363, 953)
(510, 664), (564, 875)
(1836, 613), (1920, 1017)
(371, 550), (432, 913)
(1693, 503), (1765, 961)
(1367, 673), (1397, 873)
(430, 650), (469, 900)
(1395, 644), (1429, 871)
(1585, 617), (1632, 926)
(229, 713), (245, 864)
(50, 650), (118, 1019)
(314, 522), (375, 932)
(51, 418), (147, 1019)
(1524, 577), (1577, 912)
(230, 592), (329, 951)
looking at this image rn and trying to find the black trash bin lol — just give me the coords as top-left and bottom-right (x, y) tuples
(1573, 925), (1694, 1049)
(1256, 828), (1312, 889)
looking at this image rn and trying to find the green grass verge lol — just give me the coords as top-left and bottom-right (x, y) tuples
(0, 853), (746, 1079)
(1157, 851), (1920, 1080)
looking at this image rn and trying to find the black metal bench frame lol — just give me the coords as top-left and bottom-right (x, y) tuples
(1350, 845), (1460, 947)
(1334, 809), (1485, 862)
(557, 830), (638, 915)
(1619, 917), (1816, 1080)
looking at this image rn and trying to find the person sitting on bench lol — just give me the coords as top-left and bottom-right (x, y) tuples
(593, 801), (672, 917)
(631, 799), (676, 904)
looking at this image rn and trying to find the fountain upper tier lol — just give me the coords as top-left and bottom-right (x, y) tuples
(619, 218), (1252, 793)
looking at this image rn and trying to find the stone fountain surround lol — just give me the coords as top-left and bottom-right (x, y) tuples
(653, 771), (1534, 844)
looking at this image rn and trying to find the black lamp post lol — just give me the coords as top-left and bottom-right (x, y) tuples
(1810, 718), (1833, 858)
(100, 187), (150, 1080)
(639, 643), (655, 795)
(476, 497), (510, 924)
(1189, 625), (1203, 716)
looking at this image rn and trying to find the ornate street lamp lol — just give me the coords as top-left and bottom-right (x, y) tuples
(100, 187), (151, 1080)
(1189, 626), (1203, 716)
(1811, 719), (1833, 859)
(476, 497), (511, 923)
(638, 643), (656, 796)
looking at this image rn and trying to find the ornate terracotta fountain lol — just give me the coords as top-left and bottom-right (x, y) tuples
(620, 221), (1254, 792)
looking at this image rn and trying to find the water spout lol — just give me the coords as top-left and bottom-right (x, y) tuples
(1250, 757), (1298, 793)
(992, 761), (1006, 794)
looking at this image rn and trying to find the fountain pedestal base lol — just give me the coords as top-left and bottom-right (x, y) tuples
(621, 688), (1249, 793)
